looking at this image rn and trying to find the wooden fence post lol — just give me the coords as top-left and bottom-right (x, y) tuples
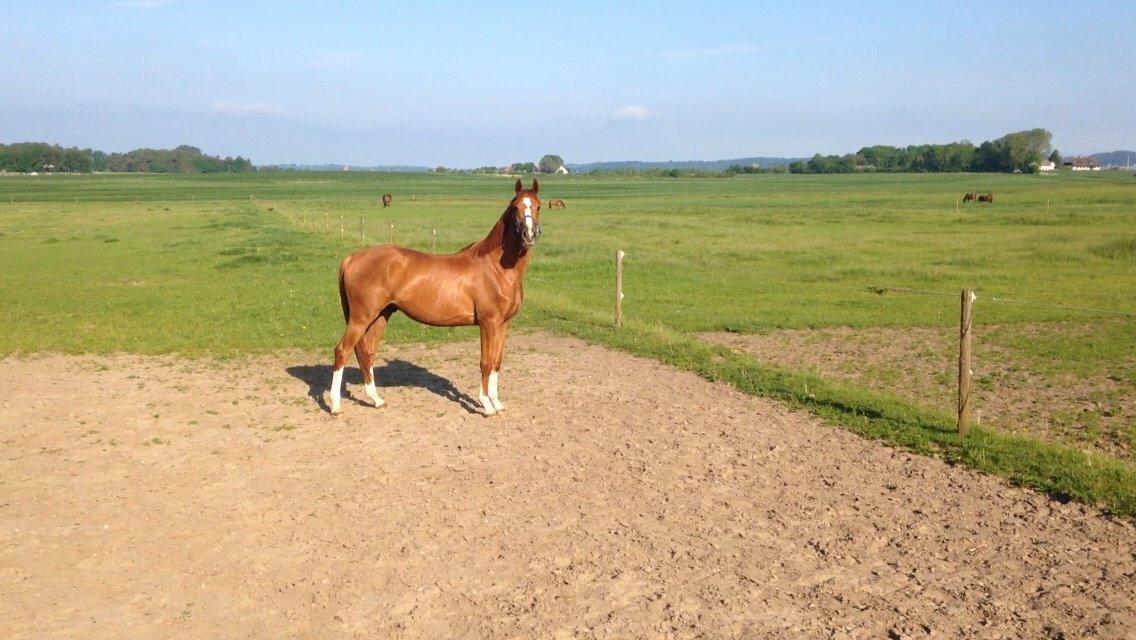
(432, 229), (437, 254)
(958, 288), (975, 435)
(390, 223), (394, 244)
(614, 250), (625, 328)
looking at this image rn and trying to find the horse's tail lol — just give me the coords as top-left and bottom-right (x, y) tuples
(338, 255), (352, 324)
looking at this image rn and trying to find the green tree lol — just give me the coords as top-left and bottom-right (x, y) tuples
(974, 128), (1052, 172)
(537, 154), (564, 173)
(1049, 149), (1062, 165)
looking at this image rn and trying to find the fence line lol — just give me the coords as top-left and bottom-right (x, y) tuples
(982, 295), (1136, 318)
(870, 285), (1136, 318)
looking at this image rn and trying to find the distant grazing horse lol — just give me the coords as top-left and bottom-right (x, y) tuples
(962, 193), (977, 203)
(548, 198), (566, 209)
(977, 193), (994, 203)
(382, 193), (393, 207)
(330, 179), (544, 416)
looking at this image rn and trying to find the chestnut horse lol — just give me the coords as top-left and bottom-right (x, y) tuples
(548, 198), (566, 209)
(382, 193), (392, 207)
(962, 193), (977, 203)
(977, 193), (994, 203)
(330, 179), (543, 416)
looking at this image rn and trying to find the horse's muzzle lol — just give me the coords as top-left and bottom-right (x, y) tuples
(520, 222), (541, 248)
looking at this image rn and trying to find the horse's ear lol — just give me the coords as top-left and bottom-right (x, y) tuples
(531, 179), (539, 194)
(514, 179), (523, 194)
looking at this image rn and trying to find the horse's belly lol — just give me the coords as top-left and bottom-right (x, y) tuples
(399, 304), (476, 327)
(393, 287), (476, 327)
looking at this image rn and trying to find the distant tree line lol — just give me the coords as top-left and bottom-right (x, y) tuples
(0, 142), (254, 173)
(788, 129), (1054, 174)
(465, 155), (565, 175)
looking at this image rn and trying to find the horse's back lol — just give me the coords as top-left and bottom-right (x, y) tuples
(341, 245), (479, 326)
(344, 245), (461, 282)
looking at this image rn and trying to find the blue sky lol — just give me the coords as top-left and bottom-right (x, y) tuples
(1, 1), (1132, 166)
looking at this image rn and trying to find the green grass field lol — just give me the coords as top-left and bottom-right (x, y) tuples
(2, 170), (1134, 514)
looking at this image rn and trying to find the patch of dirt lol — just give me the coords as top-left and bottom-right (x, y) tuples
(703, 324), (1136, 460)
(1, 333), (1133, 639)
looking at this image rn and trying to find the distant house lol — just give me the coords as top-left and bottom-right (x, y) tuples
(554, 165), (569, 174)
(1037, 159), (1056, 172)
(1064, 157), (1101, 171)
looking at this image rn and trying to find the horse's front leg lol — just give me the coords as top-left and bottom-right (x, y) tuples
(487, 321), (509, 412)
(477, 321), (504, 416)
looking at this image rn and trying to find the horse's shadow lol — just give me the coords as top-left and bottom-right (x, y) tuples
(286, 359), (480, 414)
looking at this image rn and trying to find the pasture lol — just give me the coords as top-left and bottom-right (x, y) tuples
(2, 170), (1136, 636)
(1, 172), (1133, 462)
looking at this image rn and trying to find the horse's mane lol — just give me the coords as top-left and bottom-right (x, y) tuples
(465, 205), (515, 259)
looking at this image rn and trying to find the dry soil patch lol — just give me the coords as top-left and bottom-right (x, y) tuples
(1, 334), (1134, 639)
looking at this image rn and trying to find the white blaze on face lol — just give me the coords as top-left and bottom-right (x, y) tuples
(521, 197), (534, 237)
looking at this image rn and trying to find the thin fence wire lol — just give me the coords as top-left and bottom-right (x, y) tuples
(869, 286), (1136, 318)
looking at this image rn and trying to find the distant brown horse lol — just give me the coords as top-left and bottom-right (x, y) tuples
(977, 193), (994, 203)
(962, 193), (977, 203)
(330, 179), (543, 416)
(382, 193), (392, 207)
(548, 198), (566, 209)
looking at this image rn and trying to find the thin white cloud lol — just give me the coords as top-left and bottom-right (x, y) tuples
(210, 101), (285, 117)
(304, 51), (362, 69)
(110, 0), (173, 8)
(610, 105), (653, 122)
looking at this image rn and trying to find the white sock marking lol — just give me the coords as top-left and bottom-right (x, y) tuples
(364, 367), (384, 407)
(330, 367), (344, 413)
(479, 393), (497, 416)
(488, 370), (504, 411)
(479, 374), (497, 416)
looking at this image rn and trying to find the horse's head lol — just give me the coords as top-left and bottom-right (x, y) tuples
(510, 178), (542, 249)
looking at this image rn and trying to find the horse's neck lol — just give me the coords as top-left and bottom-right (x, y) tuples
(469, 211), (529, 272)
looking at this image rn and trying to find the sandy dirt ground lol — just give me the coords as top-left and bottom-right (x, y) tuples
(703, 324), (1136, 461)
(1, 333), (1134, 639)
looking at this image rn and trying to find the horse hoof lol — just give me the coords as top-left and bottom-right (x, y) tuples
(371, 398), (386, 408)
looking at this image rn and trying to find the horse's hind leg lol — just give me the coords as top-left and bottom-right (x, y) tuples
(330, 319), (368, 414)
(355, 306), (394, 408)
